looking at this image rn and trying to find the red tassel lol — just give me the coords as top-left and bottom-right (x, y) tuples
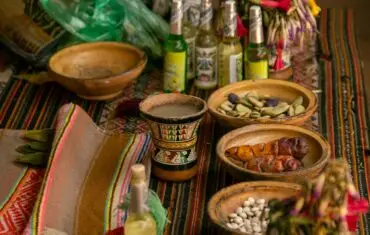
(258, 0), (291, 12)
(273, 40), (284, 70)
(237, 14), (248, 38)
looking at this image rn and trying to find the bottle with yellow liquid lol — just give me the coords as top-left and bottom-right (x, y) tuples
(124, 164), (156, 235)
(163, 0), (188, 93)
(246, 6), (268, 80)
(218, 0), (243, 87)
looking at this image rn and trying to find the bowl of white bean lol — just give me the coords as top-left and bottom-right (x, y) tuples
(207, 181), (302, 235)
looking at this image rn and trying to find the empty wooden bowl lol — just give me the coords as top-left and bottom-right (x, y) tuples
(216, 124), (330, 182)
(48, 42), (147, 100)
(208, 80), (318, 129)
(208, 181), (302, 235)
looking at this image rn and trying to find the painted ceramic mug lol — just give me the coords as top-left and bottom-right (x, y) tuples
(139, 93), (208, 181)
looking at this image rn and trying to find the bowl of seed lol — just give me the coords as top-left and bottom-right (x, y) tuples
(208, 181), (302, 235)
(207, 80), (317, 129)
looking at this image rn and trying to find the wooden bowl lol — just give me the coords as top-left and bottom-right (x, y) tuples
(208, 181), (302, 235)
(48, 42), (147, 100)
(207, 80), (317, 129)
(216, 124), (330, 182)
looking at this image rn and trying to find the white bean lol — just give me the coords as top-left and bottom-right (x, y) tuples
(228, 213), (237, 218)
(240, 212), (247, 218)
(243, 206), (250, 212)
(262, 220), (268, 228)
(247, 197), (255, 204)
(234, 216), (243, 224)
(236, 207), (243, 215)
(247, 211), (254, 216)
(227, 223), (237, 229)
(255, 211), (262, 217)
(253, 226), (262, 232)
(251, 207), (260, 212)
(256, 199), (265, 205)
(243, 201), (251, 207)
(239, 227), (247, 233)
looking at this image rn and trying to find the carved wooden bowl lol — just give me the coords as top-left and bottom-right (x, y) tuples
(207, 79), (317, 129)
(48, 42), (147, 100)
(208, 181), (302, 235)
(216, 124), (330, 182)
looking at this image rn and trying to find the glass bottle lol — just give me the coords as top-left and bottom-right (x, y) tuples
(218, 0), (243, 87)
(183, 1), (197, 81)
(163, 0), (188, 93)
(246, 6), (269, 80)
(214, 0), (226, 40)
(124, 164), (156, 235)
(194, 0), (218, 89)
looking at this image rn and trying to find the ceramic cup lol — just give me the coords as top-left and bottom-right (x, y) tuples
(139, 93), (208, 181)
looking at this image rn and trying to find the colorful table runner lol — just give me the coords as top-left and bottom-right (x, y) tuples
(0, 8), (369, 235)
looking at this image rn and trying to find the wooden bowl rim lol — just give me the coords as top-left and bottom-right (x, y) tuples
(207, 80), (318, 125)
(216, 124), (330, 177)
(139, 93), (208, 121)
(207, 181), (302, 233)
(48, 41), (147, 81)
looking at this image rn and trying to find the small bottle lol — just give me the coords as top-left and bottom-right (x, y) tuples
(124, 164), (156, 235)
(246, 6), (269, 80)
(183, 1), (197, 81)
(218, 0), (243, 87)
(214, 0), (226, 40)
(163, 0), (188, 93)
(194, 0), (218, 89)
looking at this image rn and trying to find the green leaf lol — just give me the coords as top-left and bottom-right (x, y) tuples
(15, 152), (49, 166)
(22, 129), (54, 142)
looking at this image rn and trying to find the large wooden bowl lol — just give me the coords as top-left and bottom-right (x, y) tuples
(216, 124), (330, 182)
(208, 80), (317, 129)
(48, 42), (147, 100)
(208, 181), (302, 235)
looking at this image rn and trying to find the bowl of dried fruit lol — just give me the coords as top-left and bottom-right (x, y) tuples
(207, 80), (317, 129)
(207, 181), (302, 235)
(216, 124), (330, 182)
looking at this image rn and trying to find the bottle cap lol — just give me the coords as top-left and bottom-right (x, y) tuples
(223, 0), (237, 37)
(171, 0), (183, 35)
(249, 5), (264, 43)
(131, 164), (146, 182)
(199, 0), (213, 28)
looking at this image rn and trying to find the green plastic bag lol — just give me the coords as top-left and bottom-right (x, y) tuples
(39, 0), (169, 58)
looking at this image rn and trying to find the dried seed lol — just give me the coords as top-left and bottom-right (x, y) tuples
(292, 96), (303, 106)
(243, 206), (250, 212)
(240, 212), (247, 218)
(236, 207), (243, 214)
(248, 96), (264, 107)
(288, 106), (295, 116)
(220, 101), (233, 111)
(294, 105), (306, 115)
(236, 104), (251, 113)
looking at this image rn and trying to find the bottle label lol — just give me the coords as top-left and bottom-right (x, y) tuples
(195, 46), (217, 83)
(163, 52), (186, 92)
(248, 60), (269, 79)
(186, 37), (196, 79)
(229, 53), (243, 84)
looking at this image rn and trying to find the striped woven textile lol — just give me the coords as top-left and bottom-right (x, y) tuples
(0, 80), (105, 234)
(0, 7), (368, 235)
